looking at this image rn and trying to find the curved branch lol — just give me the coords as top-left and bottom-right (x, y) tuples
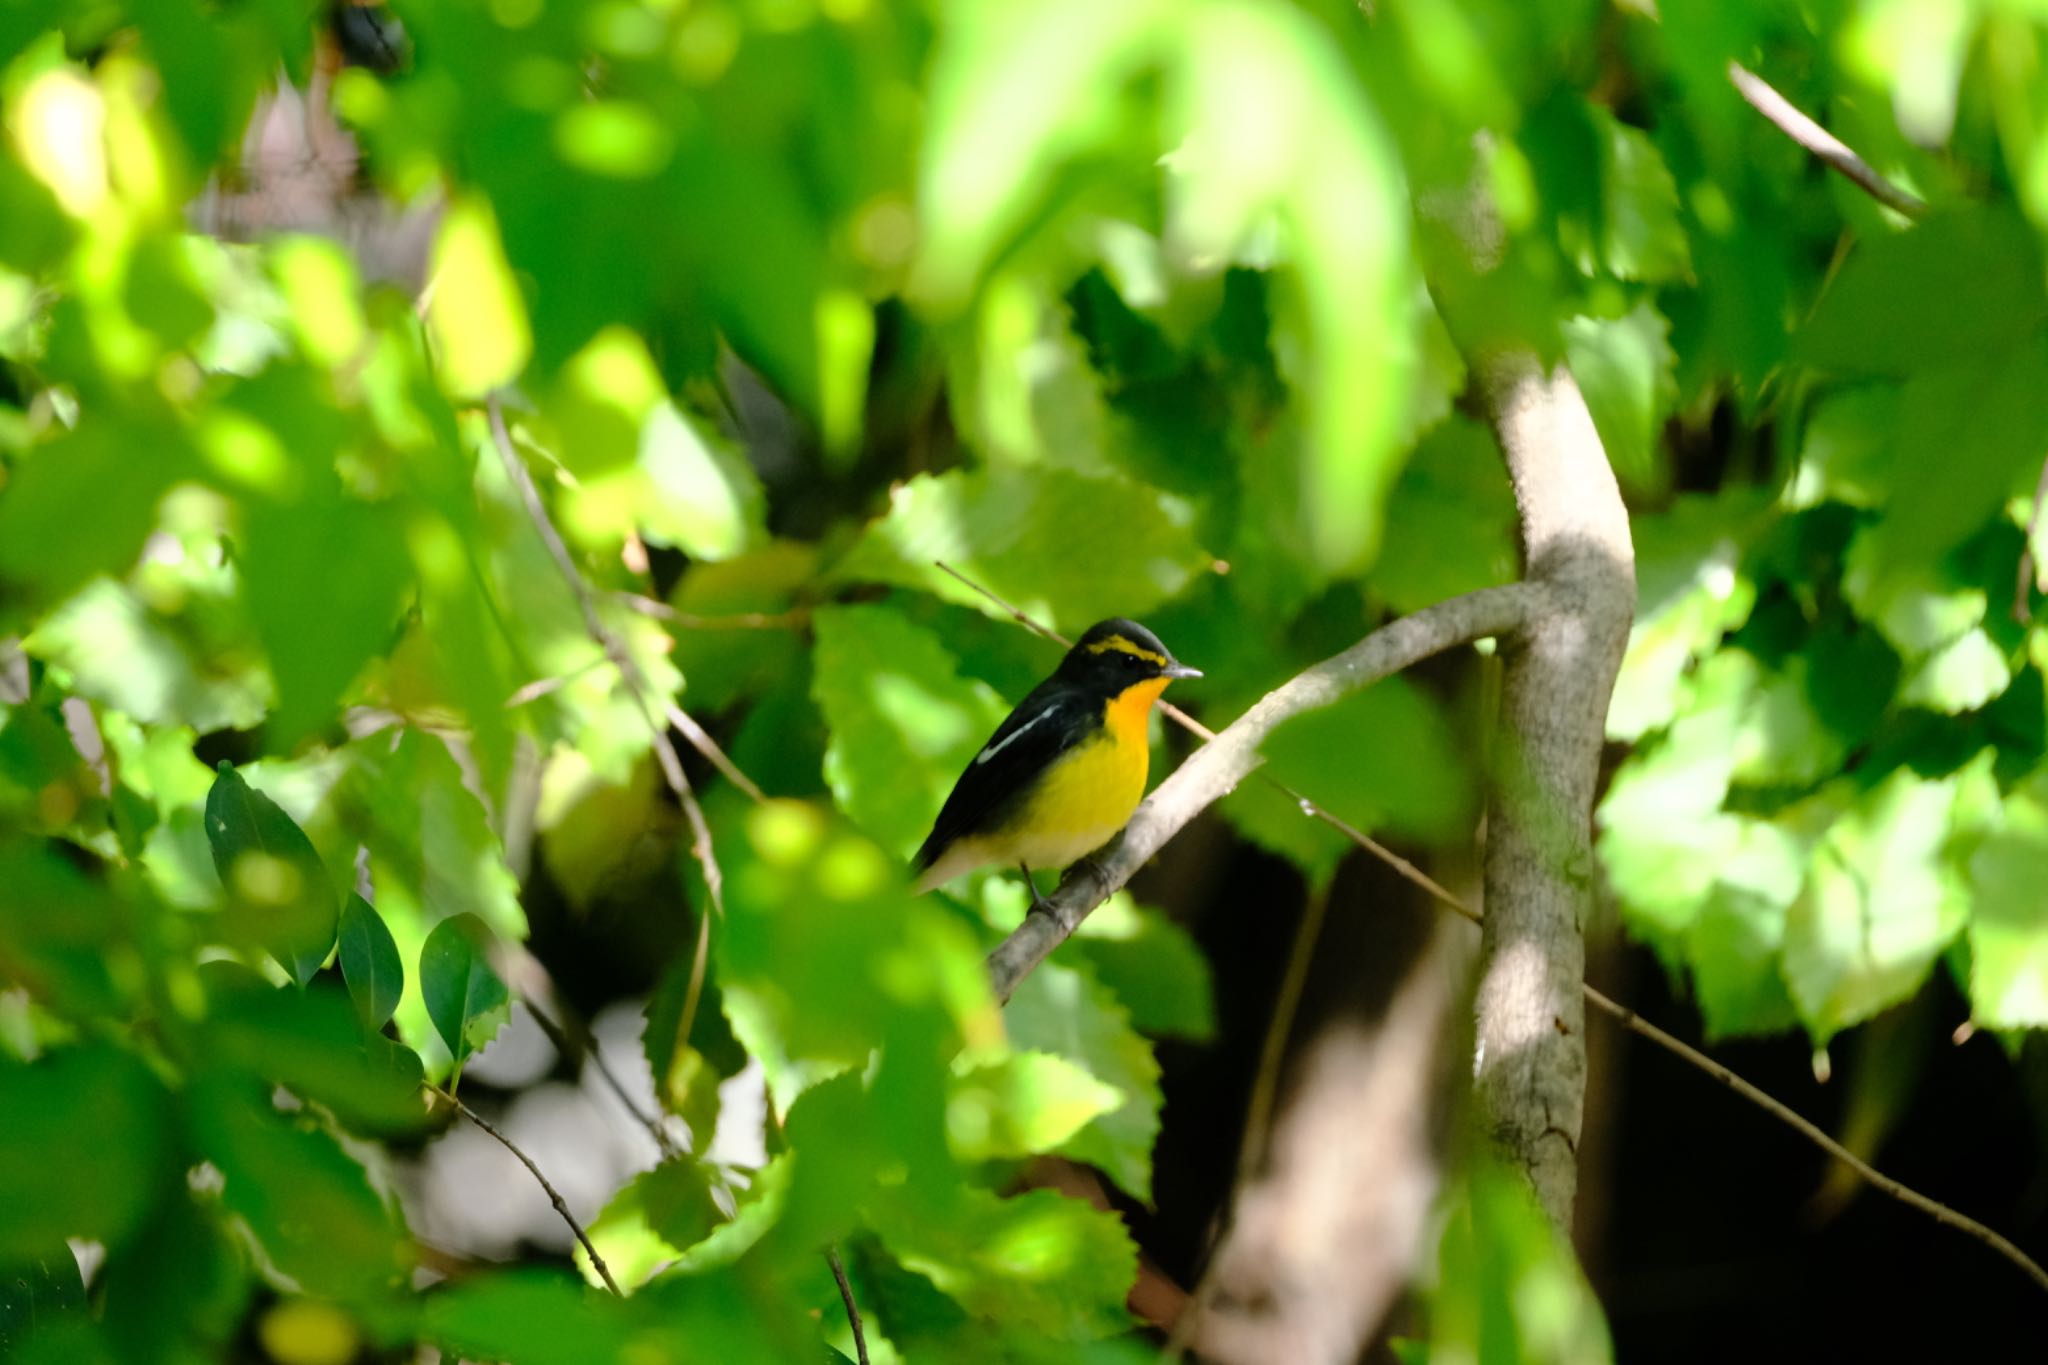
(985, 583), (1540, 1001)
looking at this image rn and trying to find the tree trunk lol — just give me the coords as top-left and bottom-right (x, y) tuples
(1471, 353), (1636, 1228)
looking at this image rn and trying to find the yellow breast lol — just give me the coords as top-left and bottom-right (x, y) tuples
(1005, 678), (1165, 867)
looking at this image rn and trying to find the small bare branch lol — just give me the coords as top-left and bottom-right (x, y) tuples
(1728, 62), (1928, 220)
(826, 1247), (871, 1364)
(432, 1086), (622, 1297)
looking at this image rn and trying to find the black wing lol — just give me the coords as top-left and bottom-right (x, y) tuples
(913, 681), (1092, 872)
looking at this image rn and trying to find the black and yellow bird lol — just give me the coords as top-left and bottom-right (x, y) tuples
(913, 618), (1199, 902)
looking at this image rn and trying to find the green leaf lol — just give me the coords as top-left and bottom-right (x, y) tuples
(1562, 303), (1676, 494)
(1371, 415), (1518, 618)
(1598, 652), (1751, 941)
(204, 978), (427, 1138)
(579, 1158), (725, 1291)
(418, 913), (510, 1068)
(193, 1079), (411, 1299)
(1798, 207), (2047, 376)
(97, 1192), (246, 1362)
(1426, 1157), (1613, 1365)
(1781, 768), (1972, 1040)
(338, 893), (403, 1032)
(1172, 0), (1419, 574)
(1221, 675), (1477, 880)
(1065, 896), (1214, 1041)
(1685, 819), (1806, 1039)
(1847, 339), (2048, 608)
(1966, 771), (2048, 1029)
(239, 473), (411, 747)
(872, 1186), (1138, 1342)
(426, 193), (531, 395)
(918, 0), (1172, 303)
(1787, 385), (1899, 509)
(834, 467), (1208, 632)
(810, 604), (1011, 856)
(547, 328), (766, 560)
(1588, 109), (1690, 284)
(27, 577), (270, 735)
(0, 1046), (170, 1262)
(1003, 962), (1161, 1203)
(205, 762), (338, 985)
(0, 1247), (85, 1358)
(0, 418), (187, 615)
(948, 1051), (1124, 1162)
(0, 842), (124, 1019)
(716, 799), (1000, 1112)
(1607, 493), (1764, 741)
(422, 1271), (630, 1365)
(1898, 628), (2014, 715)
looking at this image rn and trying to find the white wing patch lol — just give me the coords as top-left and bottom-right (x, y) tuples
(974, 707), (1051, 765)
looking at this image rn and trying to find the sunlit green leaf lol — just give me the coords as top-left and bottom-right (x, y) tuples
(872, 1186), (1138, 1342)
(835, 467), (1208, 631)
(1425, 1157), (1613, 1364)
(1782, 767), (1976, 1040)
(1563, 302), (1676, 494)
(1172, 0), (1418, 574)
(949, 1051), (1124, 1162)
(1065, 896), (1215, 1041)
(579, 1158), (724, 1291)
(810, 604), (1010, 857)
(1967, 769), (2048, 1029)
(426, 193), (531, 395)
(1003, 962), (1160, 1203)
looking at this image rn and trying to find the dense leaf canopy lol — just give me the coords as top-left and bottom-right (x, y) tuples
(3, 0), (2048, 1361)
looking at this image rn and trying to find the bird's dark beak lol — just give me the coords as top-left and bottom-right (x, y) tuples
(1163, 663), (1202, 680)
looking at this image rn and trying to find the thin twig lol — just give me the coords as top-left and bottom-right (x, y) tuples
(487, 392), (728, 971)
(1161, 880), (1333, 1361)
(432, 1086), (623, 1297)
(617, 592), (807, 632)
(666, 700), (767, 804)
(826, 1247), (871, 1364)
(1728, 62), (1928, 219)
(1319, 837), (2048, 1298)
(522, 992), (680, 1160)
(1582, 984), (2048, 1295)
(942, 564), (2048, 1301)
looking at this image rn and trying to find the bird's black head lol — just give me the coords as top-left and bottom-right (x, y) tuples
(1057, 618), (1201, 689)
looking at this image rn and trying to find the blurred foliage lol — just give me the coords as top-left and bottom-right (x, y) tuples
(3, 0), (2048, 1358)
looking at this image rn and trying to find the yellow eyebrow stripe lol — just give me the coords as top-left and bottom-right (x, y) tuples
(1085, 637), (1166, 666)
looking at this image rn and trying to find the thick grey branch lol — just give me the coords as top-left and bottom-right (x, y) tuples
(985, 583), (1539, 1002)
(1473, 352), (1635, 1229)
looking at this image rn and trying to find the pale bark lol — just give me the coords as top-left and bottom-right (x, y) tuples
(1472, 353), (1635, 1227)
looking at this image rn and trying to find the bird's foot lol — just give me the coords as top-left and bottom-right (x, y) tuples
(1018, 863), (1055, 917)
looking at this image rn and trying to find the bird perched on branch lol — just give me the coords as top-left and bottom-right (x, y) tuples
(913, 618), (1200, 905)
